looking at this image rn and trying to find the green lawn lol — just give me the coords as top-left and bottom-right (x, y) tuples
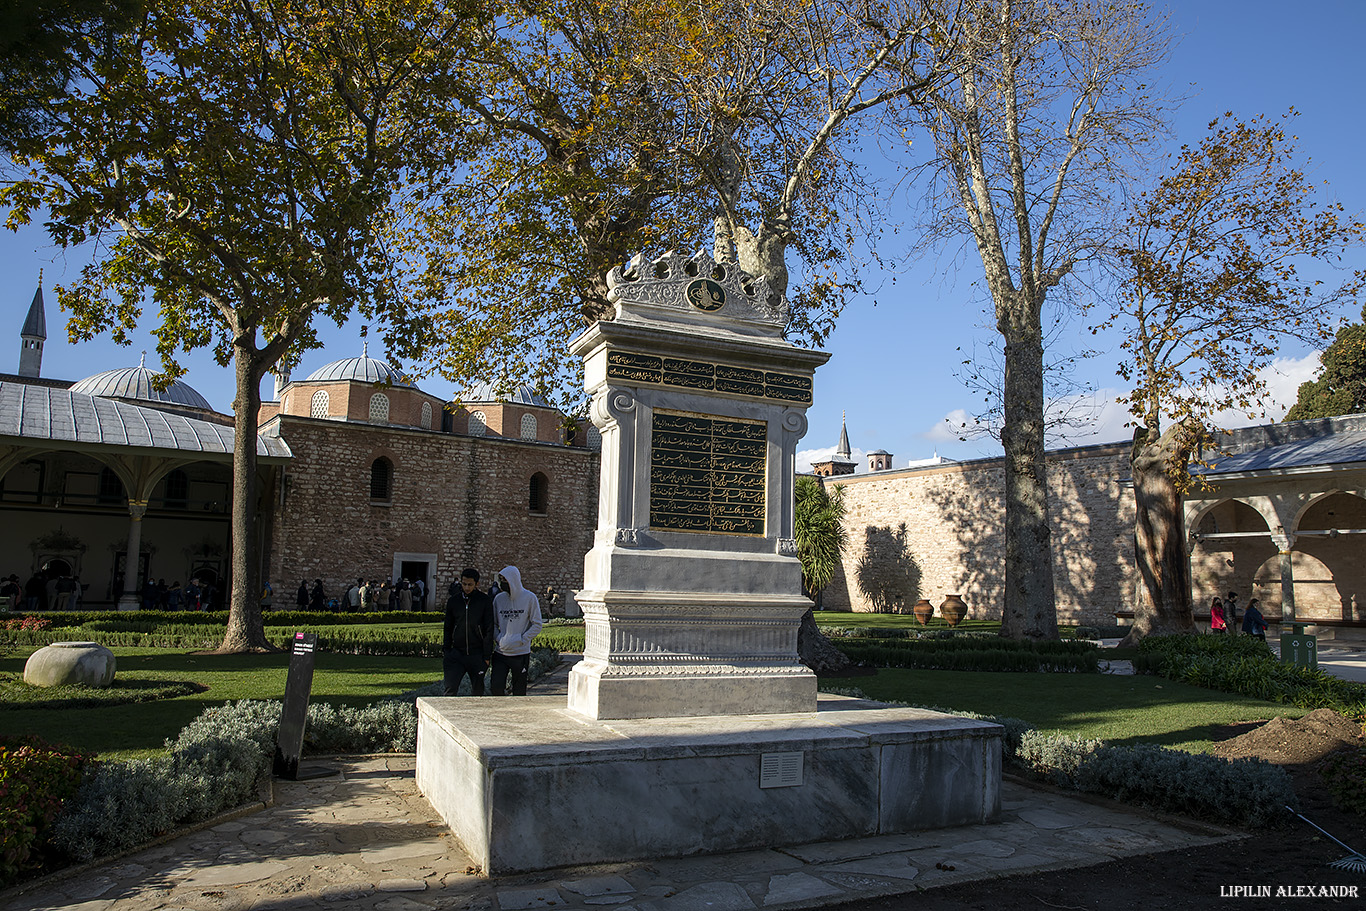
(835, 667), (1308, 753)
(0, 646), (440, 759)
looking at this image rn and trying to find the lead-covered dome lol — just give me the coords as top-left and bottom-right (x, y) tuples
(460, 382), (551, 407)
(71, 364), (214, 410)
(305, 355), (414, 388)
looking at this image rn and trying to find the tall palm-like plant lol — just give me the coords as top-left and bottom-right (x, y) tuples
(795, 476), (848, 598)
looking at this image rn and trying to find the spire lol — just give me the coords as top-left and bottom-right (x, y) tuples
(836, 410), (852, 459)
(21, 279), (46, 340)
(18, 276), (46, 378)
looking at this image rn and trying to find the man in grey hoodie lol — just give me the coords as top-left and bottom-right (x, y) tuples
(491, 565), (544, 696)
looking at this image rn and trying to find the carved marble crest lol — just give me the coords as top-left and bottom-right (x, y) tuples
(606, 250), (787, 336)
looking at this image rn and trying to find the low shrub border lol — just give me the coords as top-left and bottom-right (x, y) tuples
(818, 685), (1297, 829)
(831, 636), (1100, 673)
(1134, 635), (1366, 719)
(0, 736), (91, 886)
(34, 648), (559, 869)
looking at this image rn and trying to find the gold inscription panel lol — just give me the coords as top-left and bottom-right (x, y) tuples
(649, 411), (767, 535)
(607, 351), (812, 404)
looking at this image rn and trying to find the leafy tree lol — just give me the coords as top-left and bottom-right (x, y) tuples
(795, 475), (848, 598)
(1285, 312), (1366, 420)
(3, 0), (474, 652)
(909, 0), (1170, 640)
(396, 0), (953, 403)
(1102, 112), (1365, 644)
(0, 0), (138, 150)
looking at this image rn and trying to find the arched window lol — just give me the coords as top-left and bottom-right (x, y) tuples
(587, 426), (602, 452)
(529, 472), (548, 514)
(370, 457), (393, 501)
(520, 413), (538, 441)
(164, 469), (189, 509)
(369, 393), (390, 424)
(420, 401), (433, 430)
(310, 390), (330, 419)
(468, 411), (487, 437)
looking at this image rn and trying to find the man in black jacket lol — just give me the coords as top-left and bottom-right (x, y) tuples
(444, 568), (494, 696)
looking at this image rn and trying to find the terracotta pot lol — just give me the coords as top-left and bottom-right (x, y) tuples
(939, 594), (967, 627)
(912, 598), (934, 625)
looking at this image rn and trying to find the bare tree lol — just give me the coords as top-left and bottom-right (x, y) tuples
(1103, 112), (1365, 644)
(907, 0), (1170, 639)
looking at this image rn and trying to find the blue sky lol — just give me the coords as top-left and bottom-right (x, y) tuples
(4, 1), (1365, 473)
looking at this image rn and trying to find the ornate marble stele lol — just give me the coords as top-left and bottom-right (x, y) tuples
(566, 250), (829, 720)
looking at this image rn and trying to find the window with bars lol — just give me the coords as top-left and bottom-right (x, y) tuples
(310, 390), (329, 419)
(587, 426), (602, 451)
(468, 411), (487, 437)
(420, 401), (433, 429)
(520, 413), (538, 440)
(370, 457), (393, 501)
(529, 472), (548, 514)
(164, 469), (188, 509)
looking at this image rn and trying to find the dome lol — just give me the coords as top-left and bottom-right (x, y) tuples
(459, 382), (551, 408)
(305, 355), (414, 388)
(70, 363), (214, 410)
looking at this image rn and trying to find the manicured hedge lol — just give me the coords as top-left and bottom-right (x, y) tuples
(1134, 634), (1366, 718)
(833, 636), (1100, 673)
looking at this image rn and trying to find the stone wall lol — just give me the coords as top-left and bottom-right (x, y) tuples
(265, 415), (599, 604)
(821, 443), (1136, 627)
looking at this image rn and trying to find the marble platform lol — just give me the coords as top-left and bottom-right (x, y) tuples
(416, 694), (1002, 874)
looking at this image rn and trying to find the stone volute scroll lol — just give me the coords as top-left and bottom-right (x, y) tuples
(568, 248), (830, 720)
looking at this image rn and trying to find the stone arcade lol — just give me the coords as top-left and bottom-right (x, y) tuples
(415, 250), (1002, 874)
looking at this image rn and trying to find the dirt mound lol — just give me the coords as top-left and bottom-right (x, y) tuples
(1210, 708), (1363, 765)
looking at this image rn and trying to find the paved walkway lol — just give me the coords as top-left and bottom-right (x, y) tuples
(4, 660), (1245, 911)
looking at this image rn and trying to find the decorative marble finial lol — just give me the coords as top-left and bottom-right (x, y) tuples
(140, 350), (147, 368)
(363, 340), (369, 358)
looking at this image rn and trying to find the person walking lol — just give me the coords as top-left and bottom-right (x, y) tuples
(345, 577), (363, 613)
(309, 579), (327, 611)
(1242, 598), (1268, 642)
(490, 565), (544, 696)
(296, 579), (310, 608)
(443, 569), (495, 696)
(1225, 591), (1241, 635)
(398, 578), (412, 612)
(1210, 597), (1226, 633)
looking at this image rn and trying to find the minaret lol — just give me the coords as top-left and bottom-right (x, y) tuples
(812, 411), (858, 477)
(18, 274), (47, 378)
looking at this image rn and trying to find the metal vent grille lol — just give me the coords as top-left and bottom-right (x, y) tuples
(759, 752), (803, 788)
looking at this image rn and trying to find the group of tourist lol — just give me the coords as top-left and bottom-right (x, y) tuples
(0, 571), (84, 610)
(295, 576), (430, 612)
(442, 565), (545, 697)
(141, 578), (213, 611)
(1209, 590), (1268, 641)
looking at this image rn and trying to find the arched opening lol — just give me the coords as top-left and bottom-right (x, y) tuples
(520, 413), (538, 441)
(1191, 499), (1275, 611)
(310, 389), (330, 419)
(1290, 492), (1366, 620)
(529, 472), (548, 515)
(370, 457), (393, 502)
(420, 401), (433, 430)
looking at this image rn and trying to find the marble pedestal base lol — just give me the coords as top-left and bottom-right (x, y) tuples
(416, 694), (1002, 874)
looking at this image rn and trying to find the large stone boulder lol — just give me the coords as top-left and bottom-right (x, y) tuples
(24, 641), (117, 688)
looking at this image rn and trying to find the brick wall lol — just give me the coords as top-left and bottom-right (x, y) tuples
(821, 443), (1136, 627)
(266, 415), (599, 605)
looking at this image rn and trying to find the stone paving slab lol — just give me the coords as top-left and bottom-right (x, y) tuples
(2, 754), (1240, 911)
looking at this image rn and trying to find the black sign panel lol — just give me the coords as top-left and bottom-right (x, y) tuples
(605, 351), (812, 405)
(273, 631), (317, 780)
(649, 411), (767, 535)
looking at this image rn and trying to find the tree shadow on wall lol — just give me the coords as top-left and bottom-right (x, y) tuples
(855, 524), (922, 613)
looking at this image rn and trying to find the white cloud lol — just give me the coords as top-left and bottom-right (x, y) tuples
(925, 409), (986, 443)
